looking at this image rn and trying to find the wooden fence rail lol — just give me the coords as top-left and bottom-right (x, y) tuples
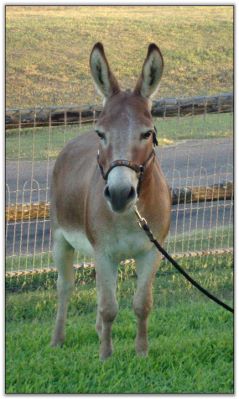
(6, 92), (233, 130)
(6, 182), (233, 222)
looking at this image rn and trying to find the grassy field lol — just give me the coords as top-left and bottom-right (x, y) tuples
(6, 112), (233, 160)
(6, 6), (233, 108)
(6, 254), (233, 394)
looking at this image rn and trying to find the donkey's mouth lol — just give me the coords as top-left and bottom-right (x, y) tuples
(104, 184), (137, 213)
(108, 201), (137, 214)
(110, 201), (136, 214)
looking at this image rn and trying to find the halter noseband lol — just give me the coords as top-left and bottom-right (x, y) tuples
(97, 126), (158, 196)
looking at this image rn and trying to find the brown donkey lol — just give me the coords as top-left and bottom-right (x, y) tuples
(51, 43), (171, 360)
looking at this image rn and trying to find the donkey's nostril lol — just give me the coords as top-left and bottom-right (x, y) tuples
(127, 186), (136, 201)
(104, 185), (111, 199)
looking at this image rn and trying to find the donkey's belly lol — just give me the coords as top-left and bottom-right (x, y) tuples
(61, 228), (94, 257)
(60, 224), (152, 261)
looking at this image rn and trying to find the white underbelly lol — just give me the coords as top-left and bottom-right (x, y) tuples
(60, 222), (153, 261)
(61, 228), (94, 257)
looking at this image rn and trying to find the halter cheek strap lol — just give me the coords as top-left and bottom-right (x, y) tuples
(97, 126), (158, 196)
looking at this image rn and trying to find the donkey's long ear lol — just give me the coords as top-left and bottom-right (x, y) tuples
(134, 43), (164, 99)
(90, 42), (120, 99)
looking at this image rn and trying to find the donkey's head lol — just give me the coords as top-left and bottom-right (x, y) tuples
(90, 42), (163, 213)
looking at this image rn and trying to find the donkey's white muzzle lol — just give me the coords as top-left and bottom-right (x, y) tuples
(104, 166), (138, 213)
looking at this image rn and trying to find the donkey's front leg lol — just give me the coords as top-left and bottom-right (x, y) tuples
(95, 253), (118, 361)
(51, 231), (74, 347)
(133, 249), (161, 357)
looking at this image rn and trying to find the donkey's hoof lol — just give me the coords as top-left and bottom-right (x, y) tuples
(99, 343), (113, 361)
(136, 349), (148, 357)
(51, 335), (65, 347)
(100, 350), (113, 361)
(136, 339), (148, 357)
(51, 340), (64, 348)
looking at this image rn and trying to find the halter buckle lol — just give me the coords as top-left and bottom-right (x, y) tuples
(139, 165), (144, 174)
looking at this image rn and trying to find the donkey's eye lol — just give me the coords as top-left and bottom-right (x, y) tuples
(141, 131), (152, 140)
(95, 130), (106, 140)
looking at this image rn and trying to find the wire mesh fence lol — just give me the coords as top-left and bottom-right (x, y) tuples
(6, 94), (233, 291)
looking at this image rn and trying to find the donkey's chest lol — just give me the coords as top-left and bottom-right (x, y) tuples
(101, 219), (152, 260)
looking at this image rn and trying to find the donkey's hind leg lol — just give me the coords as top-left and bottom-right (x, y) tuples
(51, 230), (75, 347)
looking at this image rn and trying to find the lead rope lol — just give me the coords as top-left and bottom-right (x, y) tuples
(134, 206), (234, 314)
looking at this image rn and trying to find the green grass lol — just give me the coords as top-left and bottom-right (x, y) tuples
(6, 6), (233, 108)
(6, 254), (233, 393)
(6, 112), (233, 160)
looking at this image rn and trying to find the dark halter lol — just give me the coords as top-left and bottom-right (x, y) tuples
(97, 126), (158, 196)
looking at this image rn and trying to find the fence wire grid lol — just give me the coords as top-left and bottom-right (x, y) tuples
(6, 94), (233, 282)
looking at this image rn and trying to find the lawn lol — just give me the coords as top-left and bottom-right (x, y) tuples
(6, 112), (233, 161)
(6, 254), (233, 393)
(6, 6), (233, 108)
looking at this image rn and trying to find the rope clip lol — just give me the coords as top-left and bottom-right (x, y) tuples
(134, 205), (147, 229)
